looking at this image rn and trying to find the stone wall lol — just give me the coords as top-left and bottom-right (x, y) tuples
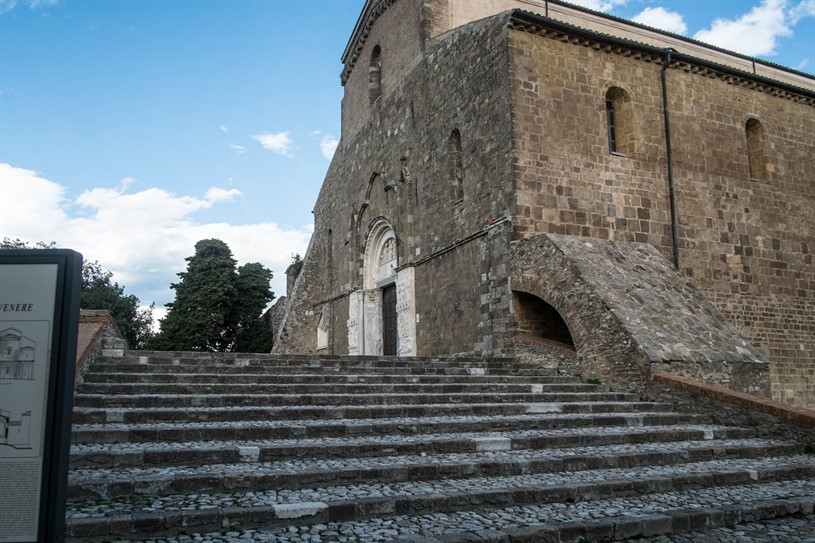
(279, 1), (814, 407)
(75, 310), (125, 387)
(506, 20), (815, 407)
(341, 0), (425, 143)
(277, 12), (518, 357)
(512, 234), (770, 394)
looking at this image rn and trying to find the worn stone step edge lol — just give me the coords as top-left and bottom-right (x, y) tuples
(64, 466), (815, 538)
(72, 391), (639, 409)
(72, 401), (673, 424)
(87, 363), (559, 376)
(67, 440), (803, 499)
(67, 457), (815, 514)
(80, 372), (580, 384)
(71, 412), (699, 444)
(99, 354), (530, 367)
(68, 497), (815, 543)
(76, 383), (602, 395)
(69, 424), (754, 468)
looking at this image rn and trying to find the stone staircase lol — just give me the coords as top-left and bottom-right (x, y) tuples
(66, 352), (815, 542)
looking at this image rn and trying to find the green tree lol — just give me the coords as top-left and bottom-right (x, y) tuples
(149, 239), (274, 352)
(1, 237), (154, 349)
(232, 262), (275, 352)
(81, 261), (155, 349)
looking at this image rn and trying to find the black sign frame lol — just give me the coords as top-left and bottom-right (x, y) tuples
(0, 249), (82, 543)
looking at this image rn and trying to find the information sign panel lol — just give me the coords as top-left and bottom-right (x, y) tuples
(0, 250), (81, 543)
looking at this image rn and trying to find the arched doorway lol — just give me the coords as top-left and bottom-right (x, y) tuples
(512, 290), (575, 350)
(348, 220), (416, 356)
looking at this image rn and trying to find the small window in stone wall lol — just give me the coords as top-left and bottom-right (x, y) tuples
(369, 45), (382, 105)
(513, 291), (575, 349)
(746, 118), (769, 182)
(448, 129), (464, 203)
(605, 87), (636, 156)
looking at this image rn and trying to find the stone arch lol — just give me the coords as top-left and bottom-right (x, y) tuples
(348, 218), (416, 356)
(605, 86), (637, 156)
(512, 290), (575, 350)
(363, 218), (397, 289)
(745, 117), (769, 182)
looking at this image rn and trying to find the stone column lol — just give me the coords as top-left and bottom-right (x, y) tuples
(396, 267), (417, 356)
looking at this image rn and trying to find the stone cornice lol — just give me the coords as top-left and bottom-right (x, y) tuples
(341, 0), (398, 86)
(508, 11), (815, 107)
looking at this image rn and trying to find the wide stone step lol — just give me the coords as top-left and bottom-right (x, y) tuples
(75, 382), (602, 396)
(72, 400), (672, 424)
(68, 439), (803, 499)
(97, 353), (547, 369)
(69, 424), (756, 468)
(70, 424), (758, 468)
(68, 481), (815, 542)
(70, 411), (698, 444)
(73, 391), (636, 408)
(88, 360), (558, 376)
(64, 456), (815, 538)
(80, 372), (580, 385)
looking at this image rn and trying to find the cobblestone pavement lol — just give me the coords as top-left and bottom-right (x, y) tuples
(67, 479), (815, 542)
(625, 516), (815, 542)
(67, 353), (815, 542)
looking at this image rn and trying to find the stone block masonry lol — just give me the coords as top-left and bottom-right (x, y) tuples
(276, 0), (815, 408)
(512, 234), (769, 394)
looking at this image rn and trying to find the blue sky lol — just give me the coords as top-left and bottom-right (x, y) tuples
(1, 0), (813, 325)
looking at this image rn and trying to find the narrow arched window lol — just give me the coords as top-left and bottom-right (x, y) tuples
(448, 129), (463, 203)
(605, 100), (617, 153)
(369, 45), (382, 105)
(605, 87), (636, 156)
(746, 118), (768, 182)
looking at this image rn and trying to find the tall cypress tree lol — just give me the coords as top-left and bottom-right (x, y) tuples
(149, 239), (274, 352)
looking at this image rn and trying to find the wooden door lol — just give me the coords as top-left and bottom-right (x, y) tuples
(382, 284), (397, 355)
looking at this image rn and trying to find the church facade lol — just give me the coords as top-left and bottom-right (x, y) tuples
(273, 0), (815, 408)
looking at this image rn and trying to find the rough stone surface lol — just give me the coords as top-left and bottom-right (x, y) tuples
(65, 351), (815, 542)
(273, 0), (815, 409)
(512, 234), (770, 394)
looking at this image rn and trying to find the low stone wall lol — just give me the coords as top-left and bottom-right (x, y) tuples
(650, 372), (815, 450)
(514, 336), (580, 376)
(75, 310), (125, 387)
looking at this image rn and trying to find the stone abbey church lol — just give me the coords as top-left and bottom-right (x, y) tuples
(273, 0), (815, 408)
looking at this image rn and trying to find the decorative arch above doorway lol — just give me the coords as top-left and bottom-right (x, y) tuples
(348, 219), (416, 356)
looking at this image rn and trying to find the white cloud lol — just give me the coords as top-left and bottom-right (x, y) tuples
(252, 131), (293, 157)
(204, 187), (242, 203)
(28, 0), (59, 7)
(790, 0), (815, 24)
(219, 124), (228, 133)
(0, 0), (17, 15)
(0, 162), (311, 307)
(564, 0), (628, 13)
(319, 135), (339, 160)
(692, 0), (810, 57)
(0, 163), (69, 240)
(633, 7), (687, 34)
(229, 144), (247, 154)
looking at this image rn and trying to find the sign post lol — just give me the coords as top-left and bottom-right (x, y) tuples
(0, 250), (82, 543)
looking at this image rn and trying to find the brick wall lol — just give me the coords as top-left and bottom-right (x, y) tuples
(507, 24), (815, 407)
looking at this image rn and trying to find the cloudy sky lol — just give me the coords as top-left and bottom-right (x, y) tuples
(1, 0), (813, 326)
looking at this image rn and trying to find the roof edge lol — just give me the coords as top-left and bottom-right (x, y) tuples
(510, 8), (815, 100)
